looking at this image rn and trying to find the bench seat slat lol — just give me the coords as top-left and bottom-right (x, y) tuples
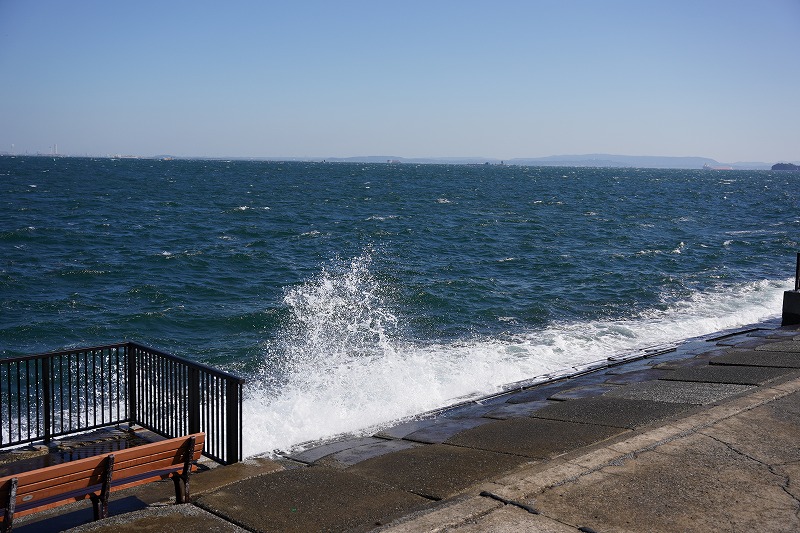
(4, 442), (202, 498)
(111, 443), (203, 472)
(0, 433), (204, 524)
(0, 434), (205, 489)
(3, 463), (201, 521)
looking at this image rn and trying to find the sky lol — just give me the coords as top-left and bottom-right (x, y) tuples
(1, 0), (798, 163)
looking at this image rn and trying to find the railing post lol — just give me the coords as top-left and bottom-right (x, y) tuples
(126, 343), (137, 424)
(188, 367), (201, 435)
(782, 252), (800, 325)
(795, 252), (800, 292)
(42, 357), (51, 443)
(225, 379), (242, 464)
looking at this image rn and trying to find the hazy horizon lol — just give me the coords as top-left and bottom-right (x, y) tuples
(1, 1), (798, 163)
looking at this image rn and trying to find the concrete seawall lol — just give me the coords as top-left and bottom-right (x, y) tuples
(14, 319), (800, 532)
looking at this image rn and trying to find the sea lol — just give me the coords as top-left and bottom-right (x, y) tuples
(1, 157), (798, 456)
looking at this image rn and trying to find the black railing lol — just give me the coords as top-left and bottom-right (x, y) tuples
(0, 342), (245, 464)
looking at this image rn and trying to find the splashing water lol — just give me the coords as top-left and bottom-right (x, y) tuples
(241, 252), (789, 457)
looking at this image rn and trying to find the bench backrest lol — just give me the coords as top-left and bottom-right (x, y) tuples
(0, 433), (204, 520)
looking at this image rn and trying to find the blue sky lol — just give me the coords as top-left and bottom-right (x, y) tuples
(1, 0), (798, 162)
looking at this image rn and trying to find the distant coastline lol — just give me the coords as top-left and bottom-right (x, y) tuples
(1, 152), (797, 171)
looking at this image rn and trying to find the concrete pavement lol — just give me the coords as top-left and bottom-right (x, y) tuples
(13, 320), (800, 532)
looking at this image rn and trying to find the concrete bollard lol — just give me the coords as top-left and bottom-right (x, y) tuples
(782, 290), (800, 326)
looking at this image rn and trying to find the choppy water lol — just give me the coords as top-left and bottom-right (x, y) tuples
(1, 157), (798, 454)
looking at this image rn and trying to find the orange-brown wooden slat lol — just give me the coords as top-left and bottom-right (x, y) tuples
(10, 466), (105, 497)
(0, 433), (203, 488)
(0, 433), (204, 520)
(11, 446), (200, 500)
(0, 458), (105, 487)
(110, 460), (198, 483)
(111, 439), (203, 468)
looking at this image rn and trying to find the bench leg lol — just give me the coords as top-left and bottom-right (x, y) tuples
(2, 477), (18, 533)
(172, 435), (196, 504)
(172, 473), (189, 504)
(89, 454), (115, 520)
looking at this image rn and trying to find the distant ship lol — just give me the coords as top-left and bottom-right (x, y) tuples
(702, 163), (734, 170)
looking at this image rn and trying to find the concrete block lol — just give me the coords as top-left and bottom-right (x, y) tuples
(548, 384), (620, 400)
(661, 364), (798, 385)
(710, 349), (800, 368)
(530, 397), (690, 429)
(782, 290), (800, 325)
(316, 439), (421, 468)
(446, 418), (625, 459)
(604, 380), (753, 405)
(483, 400), (552, 419)
(195, 467), (431, 533)
(403, 418), (494, 444)
(755, 339), (800, 352)
(347, 444), (528, 500)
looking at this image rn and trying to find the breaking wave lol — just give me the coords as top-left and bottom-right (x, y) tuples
(242, 253), (789, 457)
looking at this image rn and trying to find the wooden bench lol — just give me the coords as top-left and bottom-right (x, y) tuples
(0, 432), (204, 532)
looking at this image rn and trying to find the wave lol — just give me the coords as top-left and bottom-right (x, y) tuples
(241, 253), (790, 457)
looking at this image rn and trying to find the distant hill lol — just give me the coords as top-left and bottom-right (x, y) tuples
(324, 154), (772, 170)
(772, 162), (800, 171)
(506, 154), (772, 170)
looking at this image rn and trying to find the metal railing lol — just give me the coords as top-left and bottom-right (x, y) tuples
(0, 342), (245, 464)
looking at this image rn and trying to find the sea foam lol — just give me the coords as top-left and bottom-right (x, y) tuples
(242, 254), (789, 457)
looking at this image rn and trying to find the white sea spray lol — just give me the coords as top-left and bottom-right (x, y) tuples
(242, 252), (790, 457)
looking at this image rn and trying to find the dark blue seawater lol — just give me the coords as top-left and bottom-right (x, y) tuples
(1, 157), (797, 453)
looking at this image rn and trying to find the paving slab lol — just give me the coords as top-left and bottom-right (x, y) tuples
(603, 379), (754, 404)
(483, 400), (552, 419)
(503, 382), (577, 404)
(284, 436), (382, 464)
(751, 329), (798, 339)
(440, 402), (499, 419)
(602, 367), (671, 384)
(66, 505), (246, 532)
(700, 390), (800, 466)
(315, 439), (420, 468)
(548, 383), (620, 400)
(373, 418), (440, 440)
(531, 423), (800, 532)
(446, 418), (625, 459)
(347, 444), (529, 500)
(653, 356), (720, 369)
(755, 340), (800, 352)
(710, 349), (800, 368)
(530, 397), (690, 429)
(196, 467), (431, 533)
(429, 504), (574, 533)
(714, 337), (767, 348)
(403, 418), (494, 444)
(602, 358), (658, 374)
(660, 364), (798, 385)
(379, 495), (502, 532)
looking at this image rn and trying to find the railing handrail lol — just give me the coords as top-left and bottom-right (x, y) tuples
(126, 342), (247, 384)
(1, 342), (247, 384)
(0, 342), (130, 364)
(0, 342), (245, 463)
